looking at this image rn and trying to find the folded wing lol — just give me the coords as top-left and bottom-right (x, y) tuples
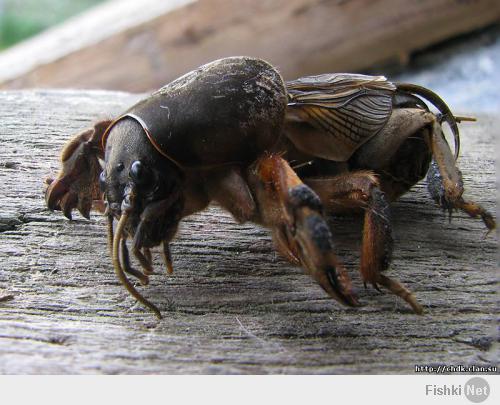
(286, 73), (396, 161)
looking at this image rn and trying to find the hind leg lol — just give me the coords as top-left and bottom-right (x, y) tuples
(306, 172), (423, 314)
(426, 120), (495, 230)
(352, 108), (495, 230)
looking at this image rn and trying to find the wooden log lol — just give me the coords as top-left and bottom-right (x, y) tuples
(0, 90), (497, 374)
(0, 0), (498, 92)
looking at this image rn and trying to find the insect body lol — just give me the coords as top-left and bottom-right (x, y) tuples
(45, 56), (495, 318)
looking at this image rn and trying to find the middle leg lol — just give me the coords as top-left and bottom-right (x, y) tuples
(306, 172), (424, 314)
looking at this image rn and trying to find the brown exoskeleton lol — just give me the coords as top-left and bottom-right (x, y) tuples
(45, 57), (495, 318)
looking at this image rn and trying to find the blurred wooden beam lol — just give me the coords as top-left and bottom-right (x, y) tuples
(0, 0), (498, 91)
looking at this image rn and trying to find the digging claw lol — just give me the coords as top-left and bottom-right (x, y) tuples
(60, 191), (78, 220)
(77, 194), (92, 220)
(45, 121), (111, 220)
(292, 207), (359, 307)
(256, 155), (358, 308)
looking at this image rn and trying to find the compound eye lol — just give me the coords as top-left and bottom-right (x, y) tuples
(99, 170), (106, 192)
(129, 160), (150, 185)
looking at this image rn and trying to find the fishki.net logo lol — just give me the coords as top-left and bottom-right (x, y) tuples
(425, 377), (490, 403)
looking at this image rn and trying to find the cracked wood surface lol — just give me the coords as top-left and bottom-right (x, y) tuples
(0, 90), (497, 374)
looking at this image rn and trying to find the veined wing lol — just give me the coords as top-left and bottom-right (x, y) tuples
(286, 73), (396, 161)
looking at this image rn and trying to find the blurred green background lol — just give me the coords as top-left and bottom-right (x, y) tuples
(0, 0), (105, 49)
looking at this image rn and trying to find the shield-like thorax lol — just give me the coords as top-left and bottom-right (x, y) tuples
(109, 57), (287, 169)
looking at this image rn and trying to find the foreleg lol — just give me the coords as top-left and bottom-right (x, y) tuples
(45, 120), (112, 219)
(247, 154), (358, 307)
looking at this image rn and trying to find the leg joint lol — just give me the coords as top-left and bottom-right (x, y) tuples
(288, 184), (323, 213)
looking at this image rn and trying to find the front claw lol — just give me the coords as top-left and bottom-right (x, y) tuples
(45, 120), (112, 219)
(256, 154), (358, 307)
(291, 203), (359, 307)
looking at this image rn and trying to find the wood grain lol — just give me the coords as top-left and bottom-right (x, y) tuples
(0, 90), (497, 374)
(0, 0), (498, 92)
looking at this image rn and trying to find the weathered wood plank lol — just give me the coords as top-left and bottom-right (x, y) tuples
(0, 0), (498, 91)
(0, 90), (497, 374)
